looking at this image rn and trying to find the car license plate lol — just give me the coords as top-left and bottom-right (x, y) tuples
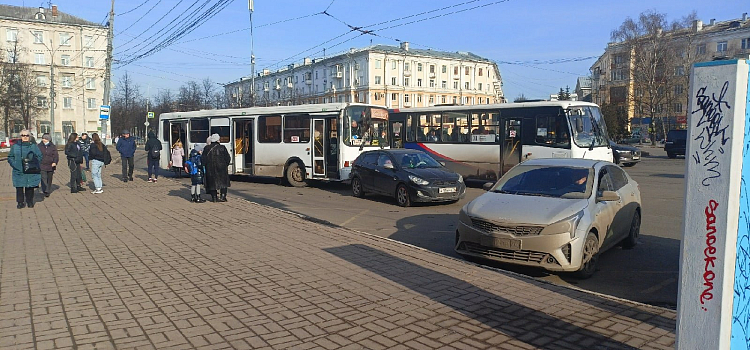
(439, 187), (456, 193)
(482, 237), (522, 250)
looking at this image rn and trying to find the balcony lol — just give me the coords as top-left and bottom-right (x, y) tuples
(403, 70), (411, 77)
(274, 84), (281, 90)
(305, 79), (312, 85)
(331, 71), (343, 78)
(287, 83), (293, 88)
(429, 72), (435, 78)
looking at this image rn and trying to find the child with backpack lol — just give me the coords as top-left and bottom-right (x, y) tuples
(184, 145), (206, 203)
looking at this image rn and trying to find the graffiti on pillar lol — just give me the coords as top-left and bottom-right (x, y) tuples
(691, 81), (731, 186)
(731, 84), (750, 349)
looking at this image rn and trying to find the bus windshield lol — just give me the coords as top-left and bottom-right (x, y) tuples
(567, 106), (608, 148)
(344, 106), (389, 147)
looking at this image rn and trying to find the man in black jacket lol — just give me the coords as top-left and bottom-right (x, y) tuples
(116, 129), (136, 182)
(38, 133), (59, 197)
(144, 131), (162, 182)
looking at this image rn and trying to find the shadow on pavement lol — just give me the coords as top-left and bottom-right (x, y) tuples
(324, 244), (637, 350)
(650, 173), (684, 179)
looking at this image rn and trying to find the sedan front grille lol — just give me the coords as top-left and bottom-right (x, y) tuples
(470, 218), (543, 236)
(463, 242), (547, 263)
(432, 180), (457, 186)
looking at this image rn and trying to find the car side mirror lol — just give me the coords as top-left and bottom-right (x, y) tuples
(597, 190), (620, 202)
(482, 182), (495, 191)
(384, 163), (394, 170)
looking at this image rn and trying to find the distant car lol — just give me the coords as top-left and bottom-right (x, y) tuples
(664, 129), (687, 158)
(610, 141), (641, 167)
(1, 138), (20, 148)
(455, 158), (642, 279)
(350, 149), (466, 207)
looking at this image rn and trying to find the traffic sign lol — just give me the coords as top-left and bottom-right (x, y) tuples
(147, 111), (154, 119)
(144, 121), (150, 127)
(100, 105), (110, 120)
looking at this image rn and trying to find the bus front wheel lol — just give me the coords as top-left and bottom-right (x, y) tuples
(286, 162), (307, 187)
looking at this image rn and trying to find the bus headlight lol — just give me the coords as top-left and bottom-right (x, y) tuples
(409, 175), (429, 186)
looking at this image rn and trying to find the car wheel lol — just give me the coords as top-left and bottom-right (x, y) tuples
(573, 232), (599, 279)
(667, 152), (676, 159)
(285, 162), (307, 187)
(396, 184), (411, 207)
(351, 176), (365, 197)
(622, 211), (641, 249)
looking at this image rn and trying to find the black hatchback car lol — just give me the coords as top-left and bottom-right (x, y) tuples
(664, 129), (687, 158)
(350, 149), (466, 206)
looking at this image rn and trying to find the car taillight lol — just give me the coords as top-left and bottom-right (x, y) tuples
(344, 161), (350, 167)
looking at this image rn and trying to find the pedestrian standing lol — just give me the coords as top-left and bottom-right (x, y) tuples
(116, 129), (136, 182)
(184, 145), (206, 203)
(88, 133), (109, 194)
(170, 141), (184, 177)
(7, 129), (43, 208)
(65, 133), (84, 193)
(78, 133), (91, 170)
(38, 133), (58, 197)
(144, 131), (162, 182)
(202, 133), (231, 202)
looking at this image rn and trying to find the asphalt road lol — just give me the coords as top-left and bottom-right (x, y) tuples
(140, 147), (685, 308)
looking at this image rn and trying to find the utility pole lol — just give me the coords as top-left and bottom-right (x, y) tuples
(103, 0), (115, 145)
(249, 0), (255, 107)
(48, 39), (56, 144)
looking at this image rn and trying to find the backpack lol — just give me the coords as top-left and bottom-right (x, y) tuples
(185, 153), (202, 175)
(149, 147), (160, 159)
(103, 146), (112, 165)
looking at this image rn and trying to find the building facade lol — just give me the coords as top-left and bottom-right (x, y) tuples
(0, 4), (107, 142)
(589, 13), (750, 136)
(225, 42), (505, 109)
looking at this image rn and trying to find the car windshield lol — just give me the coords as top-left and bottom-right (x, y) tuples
(667, 130), (686, 141)
(492, 165), (593, 198)
(567, 106), (608, 149)
(395, 152), (442, 169)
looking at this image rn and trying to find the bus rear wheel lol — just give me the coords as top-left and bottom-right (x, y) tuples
(286, 162), (307, 187)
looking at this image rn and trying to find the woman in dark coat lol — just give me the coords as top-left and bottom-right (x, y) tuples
(8, 129), (42, 208)
(201, 133), (231, 202)
(38, 133), (59, 197)
(64, 133), (84, 193)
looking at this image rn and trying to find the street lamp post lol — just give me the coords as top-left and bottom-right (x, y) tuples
(34, 34), (59, 145)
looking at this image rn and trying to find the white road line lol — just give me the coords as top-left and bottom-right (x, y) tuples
(340, 209), (370, 227)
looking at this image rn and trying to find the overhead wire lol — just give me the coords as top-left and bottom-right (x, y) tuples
(119, 0), (153, 16)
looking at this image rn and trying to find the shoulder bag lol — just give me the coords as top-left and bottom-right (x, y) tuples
(23, 151), (41, 174)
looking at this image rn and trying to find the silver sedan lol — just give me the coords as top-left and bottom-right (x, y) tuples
(455, 158), (641, 278)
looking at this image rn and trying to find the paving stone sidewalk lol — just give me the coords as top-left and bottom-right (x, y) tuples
(0, 155), (677, 349)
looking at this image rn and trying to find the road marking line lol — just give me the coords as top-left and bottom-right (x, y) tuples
(641, 277), (676, 294)
(340, 209), (370, 227)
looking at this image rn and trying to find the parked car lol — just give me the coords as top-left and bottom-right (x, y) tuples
(664, 129), (687, 158)
(350, 149), (466, 207)
(455, 158), (641, 279)
(0, 138), (20, 148)
(610, 140), (641, 167)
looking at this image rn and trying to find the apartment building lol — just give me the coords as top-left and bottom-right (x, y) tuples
(0, 4), (107, 141)
(225, 42), (505, 109)
(590, 13), (750, 135)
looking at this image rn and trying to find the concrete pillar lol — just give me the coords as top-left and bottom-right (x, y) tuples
(676, 59), (750, 349)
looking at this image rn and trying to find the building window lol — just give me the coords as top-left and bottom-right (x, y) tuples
(464, 82), (470, 90)
(33, 31), (43, 44)
(37, 96), (48, 107)
(375, 76), (381, 84)
(441, 81), (446, 88)
(84, 35), (94, 48)
(417, 95), (422, 103)
(404, 62), (410, 71)
(442, 65), (447, 73)
(429, 95), (435, 104)
(35, 53), (45, 64)
(404, 77), (410, 86)
(391, 77), (397, 85)
(696, 43), (706, 55)
(478, 83), (483, 91)
(86, 77), (96, 89)
(374, 92), (381, 101)
(717, 41), (728, 52)
(478, 68), (483, 76)
(85, 56), (94, 67)
(391, 93), (398, 101)
(392, 61), (397, 69)
(743, 38), (750, 50)
(60, 33), (72, 46)
(453, 66), (459, 75)
(429, 79), (435, 87)
(404, 94), (410, 104)
(673, 103), (683, 113)
(61, 55), (70, 66)
(464, 67), (469, 75)
(375, 60), (381, 69)
(441, 95), (446, 104)
(417, 63), (422, 72)
(417, 79), (422, 87)
(429, 65), (435, 73)
(478, 97), (483, 104)
(6, 28), (18, 42)
(674, 84), (684, 95)
(61, 76), (72, 88)
(674, 66), (684, 76)
(36, 75), (47, 87)
(63, 97), (72, 109)
(464, 97), (470, 104)
(452, 96), (458, 104)
(87, 98), (97, 109)
(453, 81), (458, 89)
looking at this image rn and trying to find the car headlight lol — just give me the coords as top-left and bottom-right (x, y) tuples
(409, 175), (429, 186)
(457, 175), (464, 183)
(541, 210), (583, 239)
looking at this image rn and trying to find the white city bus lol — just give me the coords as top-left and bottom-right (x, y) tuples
(388, 101), (613, 182)
(158, 103), (389, 186)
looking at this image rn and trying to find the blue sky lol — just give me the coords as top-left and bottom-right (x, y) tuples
(9, 0), (749, 101)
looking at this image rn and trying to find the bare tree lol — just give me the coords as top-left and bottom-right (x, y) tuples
(0, 39), (44, 136)
(201, 78), (215, 109)
(111, 72), (145, 138)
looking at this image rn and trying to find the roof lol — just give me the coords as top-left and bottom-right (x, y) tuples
(0, 5), (101, 27)
(390, 101), (599, 114)
(159, 103), (381, 120)
(367, 44), (494, 63)
(521, 158), (608, 168)
(576, 77), (592, 89)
